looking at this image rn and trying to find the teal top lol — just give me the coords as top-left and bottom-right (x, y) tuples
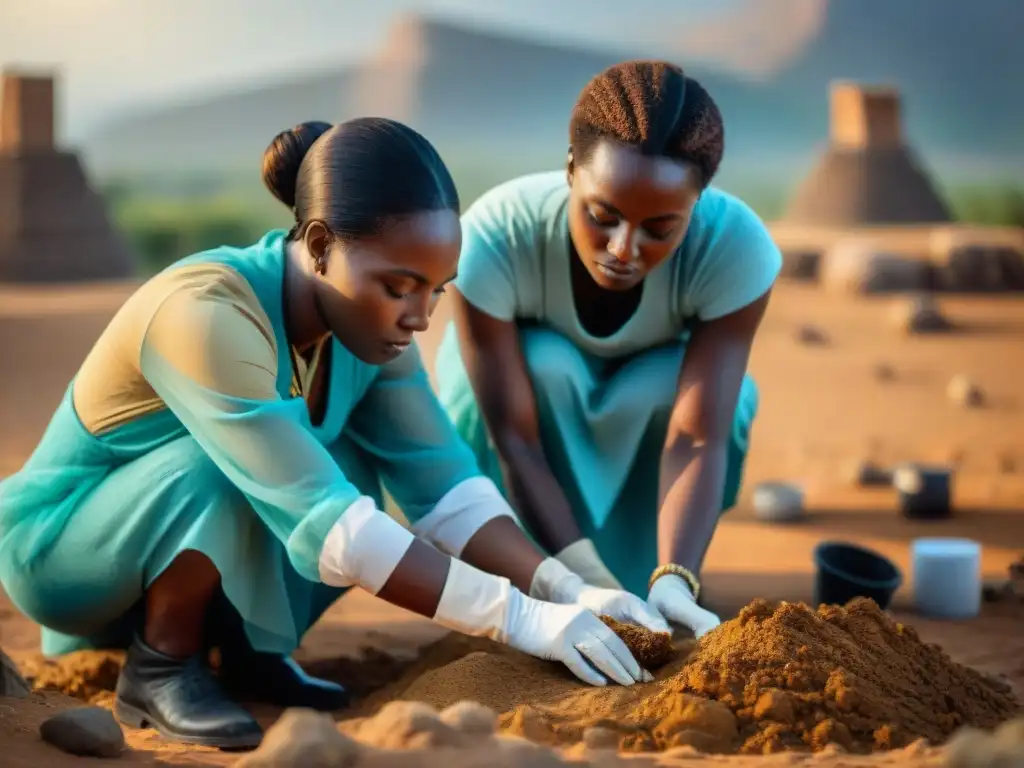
(452, 170), (782, 352)
(0, 230), (482, 583)
(434, 171), (780, 593)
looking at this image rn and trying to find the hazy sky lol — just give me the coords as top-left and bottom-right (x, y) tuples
(0, 0), (740, 140)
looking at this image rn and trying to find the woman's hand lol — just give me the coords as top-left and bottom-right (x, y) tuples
(504, 591), (652, 686)
(647, 574), (721, 638)
(433, 558), (648, 687)
(554, 538), (624, 590)
(530, 558), (670, 635)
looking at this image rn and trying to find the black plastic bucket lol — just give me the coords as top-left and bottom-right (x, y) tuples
(813, 541), (903, 609)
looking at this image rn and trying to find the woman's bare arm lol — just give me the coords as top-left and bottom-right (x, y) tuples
(451, 289), (584, 555)
(657, 289), (772, 573)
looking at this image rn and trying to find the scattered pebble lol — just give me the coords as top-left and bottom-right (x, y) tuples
(997, 453), (1016, 474)
(873, 362), (898, 382)
(438, 700), (496, 738)
(752, 482), (805, 523)
(889, 293), (952, 334)
(1, 648), (30, 698)
(946, 717), (1024, 767)
(39, 706), (125, 759)
(794, 324), (829, 345)
(845, 459), (894, 488)
(234, 708), (360, 768)
(357, 700), (466, 750)
(947, 375), (984, 408)
(582, 726), (620, 751)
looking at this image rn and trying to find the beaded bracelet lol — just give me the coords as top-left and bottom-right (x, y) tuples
(649, 563), (701, 601)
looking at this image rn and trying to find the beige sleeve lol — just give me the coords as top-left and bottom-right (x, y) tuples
(142, 267), (280, 401)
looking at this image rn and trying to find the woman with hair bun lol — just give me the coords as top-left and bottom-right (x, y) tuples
(0, 117), (666, 750)
(436, 61), (782, 638)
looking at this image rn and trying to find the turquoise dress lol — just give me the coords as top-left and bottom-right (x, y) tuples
(435, 172), (782, 596)
(0, 230), (481, 657)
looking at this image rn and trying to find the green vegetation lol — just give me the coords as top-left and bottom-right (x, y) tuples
(944, 184), (1024, 228)
(102, 177), (1023, 277)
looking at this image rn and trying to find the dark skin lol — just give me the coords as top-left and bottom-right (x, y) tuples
(452, 139), (772, 585)
(144, 211), (544, 660)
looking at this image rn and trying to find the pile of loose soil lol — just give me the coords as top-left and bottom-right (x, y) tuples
(626, 597), (1021, 754)
(16, 650), (124, 707)
(359, 598), (1021, 756)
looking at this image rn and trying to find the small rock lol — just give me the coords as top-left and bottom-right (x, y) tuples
(39, 707), (125, 758)
(752, 482), (805, 523)
(944, 724), (1024, 768)
(1, 648), (30, 698)
(234, 708), (359, 768)
(845, 459), (894, 487)
(357, 700), (464, 750)
(889, 293), (952, 334)
(873, 362), (898, 382)
(582, 726), (621, 751)
(947, 375), (984, 408)
(997, 453), (1016, 474)
(438, 700), (496, 738)
(795, 324), (829, 345)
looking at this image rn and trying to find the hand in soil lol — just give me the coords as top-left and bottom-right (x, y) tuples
(504, 596), (652, 686)
(573, 584), (671, 636)
(598, 616), (675, 671)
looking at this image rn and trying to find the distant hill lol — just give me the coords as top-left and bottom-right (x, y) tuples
(80, 3), (1023, 195)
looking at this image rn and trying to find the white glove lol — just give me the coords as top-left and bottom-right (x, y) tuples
(432, 558), (647, 687)
(647, 574), (721, 638)
(530, 557), (671, 637)
(505, 590), (649, 687)
(554, 539), (624, 590)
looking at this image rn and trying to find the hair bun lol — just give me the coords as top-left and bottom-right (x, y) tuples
(262, 121), (333, 209)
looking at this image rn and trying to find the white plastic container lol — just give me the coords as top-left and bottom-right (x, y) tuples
(911, 538), (982, 619)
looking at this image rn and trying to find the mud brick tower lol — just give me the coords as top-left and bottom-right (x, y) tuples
(0, 69), (134, 282)
(783, 82), (953, 226)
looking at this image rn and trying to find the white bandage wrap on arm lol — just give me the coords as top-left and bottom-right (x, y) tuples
(411, 476), (518, 557)
(432, 557), (515, 643)
(317, 496), (415, 593)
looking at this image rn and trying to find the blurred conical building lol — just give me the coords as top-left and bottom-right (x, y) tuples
(783, 82), (953, 226)
(0, 69), (134, 282)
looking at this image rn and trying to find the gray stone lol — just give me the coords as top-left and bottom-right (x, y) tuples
(1, 648), (30, 697)
(752, 482), (806, 523)
(39, 706), (125, 758)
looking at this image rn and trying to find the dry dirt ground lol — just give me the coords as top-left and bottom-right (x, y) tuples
(1, 280), (1022, 766)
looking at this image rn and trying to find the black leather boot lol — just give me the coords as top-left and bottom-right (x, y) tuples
(219, 650), (351, 711)
(114, 636), (263, 750)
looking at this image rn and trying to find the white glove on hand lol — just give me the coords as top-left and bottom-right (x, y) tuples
(647, 574), (721, 638)
(431, 558), (648, 687)
(555, 539), (624, 590)
(504, 589), (649, 687)
(530, 558), (671, 636)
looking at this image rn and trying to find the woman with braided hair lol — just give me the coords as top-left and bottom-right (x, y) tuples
(436, 60), (782, 638)
(0, 117), (667, 750)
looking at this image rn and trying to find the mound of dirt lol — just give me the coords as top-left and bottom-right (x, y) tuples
(627, 597), (1020, 754)
(361, 598), (1021, 756)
